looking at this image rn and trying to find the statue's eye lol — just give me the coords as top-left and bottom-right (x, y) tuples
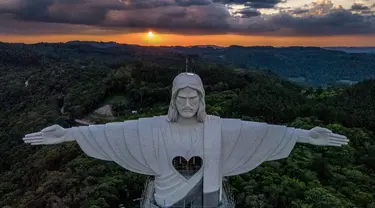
(177, 97), (186, 103)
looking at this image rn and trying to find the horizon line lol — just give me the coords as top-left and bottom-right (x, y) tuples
(1, 41), (375, 48)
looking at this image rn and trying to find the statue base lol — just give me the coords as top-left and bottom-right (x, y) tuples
(139, 178), (235, 208)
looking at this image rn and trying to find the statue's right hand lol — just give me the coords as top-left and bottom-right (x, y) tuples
(23, 124), (67, 145)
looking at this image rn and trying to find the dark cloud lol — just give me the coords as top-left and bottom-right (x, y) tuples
(233, 8), (261, 18)
(212, 0), (285, 9)
(349, 3), (374, 17)
(175, 0), (212, 6)
(351, 3), (370, 11)
(119, 0), (174, 9)
(116, 0), (212, 8)
(360, 10), (374, 15)
(104, 4), (232, 34)
(1, 0), (121, 25)
(0, 0), (374, 36)
(290, 8), (309, 14)
(213, 0), (284, 8)
(269, 10), (375, 36)
(1, 0), (214, 25)
(213, 0), (249, 4)
(0, 13), (128, 35)
(245, 0), (285, 9)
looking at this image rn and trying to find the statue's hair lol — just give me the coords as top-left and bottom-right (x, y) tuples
(167, 88), (207, 123)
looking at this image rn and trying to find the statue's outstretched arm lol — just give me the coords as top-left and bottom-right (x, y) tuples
(221, 120), (350, 176)
(294, 127), (349, 147)
(23, 124), (110, 161)
(23, 122), (155, 175)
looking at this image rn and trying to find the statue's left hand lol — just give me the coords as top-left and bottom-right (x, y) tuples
(308, 127), (349, 146)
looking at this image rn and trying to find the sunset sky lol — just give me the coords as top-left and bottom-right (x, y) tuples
(0, 0), (374, 46)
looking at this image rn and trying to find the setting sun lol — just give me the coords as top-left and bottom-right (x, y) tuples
(141, 31), (162, 45)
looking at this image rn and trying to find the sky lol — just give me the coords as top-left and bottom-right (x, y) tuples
(0, 0), (374, 46)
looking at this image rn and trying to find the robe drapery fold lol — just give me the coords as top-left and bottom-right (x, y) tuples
(203, 115), (222, 206)
(70, 115), (299, 207)
(71, 121), (155, 175)
(221, 119), (298, 176)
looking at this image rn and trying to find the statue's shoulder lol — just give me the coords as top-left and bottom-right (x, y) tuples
(209, 115), (241, 124)
(138, 115), (169, 128)
(206, 114), (220, 120)
(218, 117), (268, 131)
(214, 116), (242, 131)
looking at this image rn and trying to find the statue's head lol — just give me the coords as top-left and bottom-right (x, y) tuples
(167, 72), (207, 122)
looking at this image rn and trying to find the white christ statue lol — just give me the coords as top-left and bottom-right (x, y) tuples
(23, 72), (349, 208)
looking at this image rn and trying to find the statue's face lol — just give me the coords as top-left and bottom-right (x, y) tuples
(176, 87), (199, 119)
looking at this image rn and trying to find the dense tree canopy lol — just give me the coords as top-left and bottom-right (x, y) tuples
(0, 42), (374, 207)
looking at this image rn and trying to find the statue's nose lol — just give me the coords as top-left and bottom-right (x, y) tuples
(185, 98), (192, 107)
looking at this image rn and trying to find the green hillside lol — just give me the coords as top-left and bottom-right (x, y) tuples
(0, 44), (375, 207)
(2, 42), (375, 87)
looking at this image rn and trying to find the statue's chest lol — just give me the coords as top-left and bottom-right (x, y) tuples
(158, 126), (204, 160)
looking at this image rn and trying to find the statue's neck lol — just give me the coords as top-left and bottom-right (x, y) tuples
(176, 115), (200, 126)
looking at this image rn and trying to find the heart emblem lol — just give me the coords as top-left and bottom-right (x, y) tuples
(172, 156), (203, 179)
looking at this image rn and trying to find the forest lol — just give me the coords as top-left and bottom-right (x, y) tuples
(0, 42), (375, 207)
(2, 41), (375, 86)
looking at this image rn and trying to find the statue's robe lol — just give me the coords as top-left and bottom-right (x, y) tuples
(69, 115), (299, 207)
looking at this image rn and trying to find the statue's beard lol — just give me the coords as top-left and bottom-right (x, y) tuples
(183, 108), (194, 112)
(178, 109), (197, 118)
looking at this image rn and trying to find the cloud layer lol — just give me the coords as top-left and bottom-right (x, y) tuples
(0, 0), (374, 36)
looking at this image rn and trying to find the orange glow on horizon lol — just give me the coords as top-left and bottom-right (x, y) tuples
(0, 33), (375, 47)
